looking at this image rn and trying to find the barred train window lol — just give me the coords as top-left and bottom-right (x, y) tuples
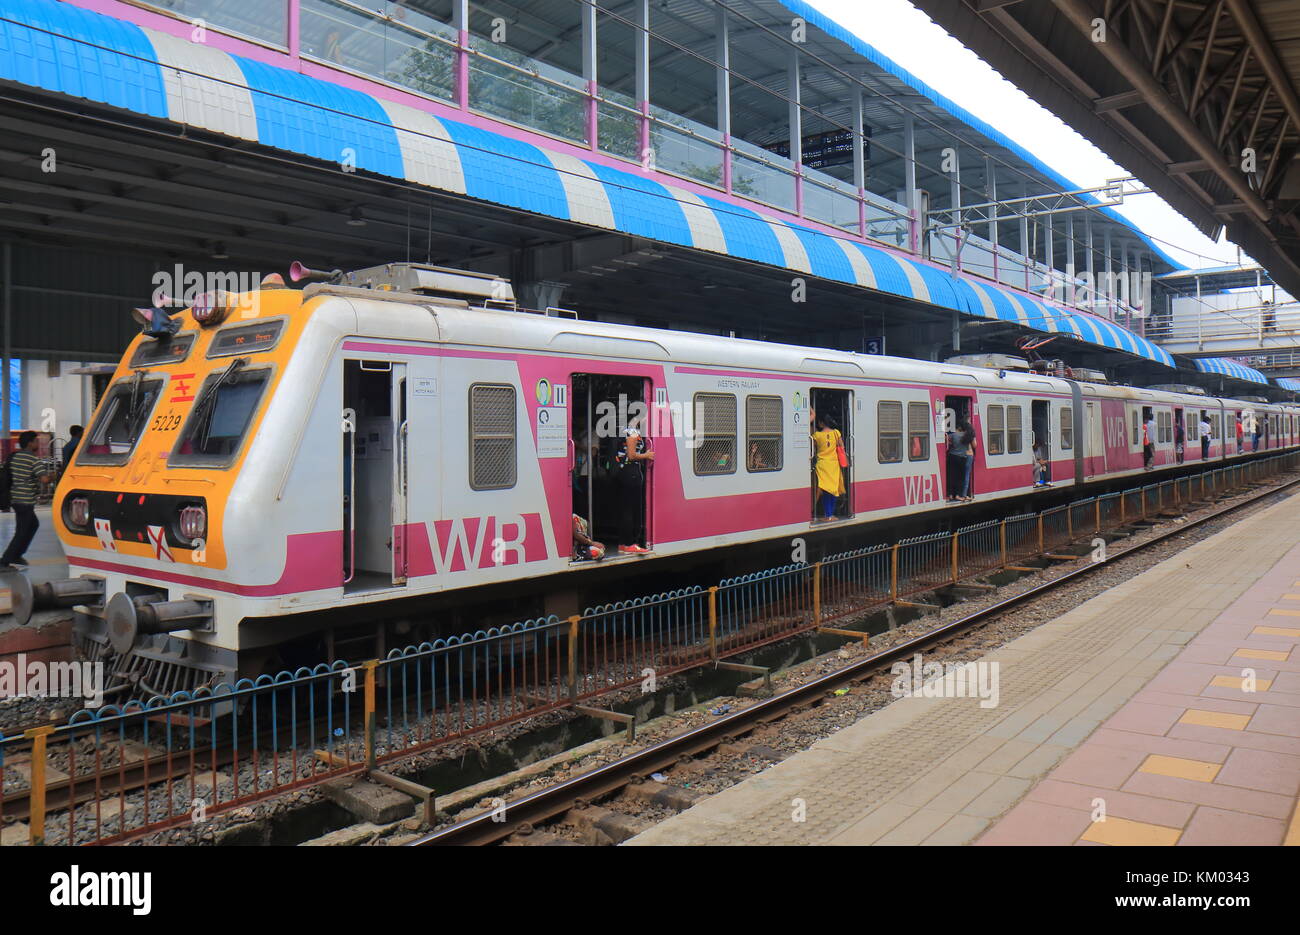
(1060, 406), (1073, 450)
(987, 405), (1005, 455)
(745, 395), (782, 472)
(694, 393), (737, 476)
(907, 402), (930, 461)
(1008, 405), (1023, 453)
(878, 400), (903, 463)
(1131, 410), (1139, 446)
(469, 384), (517, 490)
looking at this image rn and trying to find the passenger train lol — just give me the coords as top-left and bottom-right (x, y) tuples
(17, 261), (1300, 690)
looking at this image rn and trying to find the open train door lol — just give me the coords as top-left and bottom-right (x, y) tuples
(943, 393), (974, 498)
(342, 359), (408, 593)
(811, 387), (853, 519)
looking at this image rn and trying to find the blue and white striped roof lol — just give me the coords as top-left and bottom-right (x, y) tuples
(1193, 358), (1270, 385)
(1273, 378), (1300, 392)
(0, 0), (1175, 370)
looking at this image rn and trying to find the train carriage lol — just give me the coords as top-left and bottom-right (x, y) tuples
(16, 261), (1297, 689)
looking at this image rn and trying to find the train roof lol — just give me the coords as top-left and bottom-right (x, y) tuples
(305, 284), (1288, 412)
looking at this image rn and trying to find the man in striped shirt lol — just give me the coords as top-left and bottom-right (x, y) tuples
(2, 431), (52, 570)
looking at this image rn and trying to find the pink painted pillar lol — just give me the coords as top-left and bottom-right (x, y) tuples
(457, 30), (470, 109)
(722, 133), (732, 194)
(287, 0), (300, 60)
(586, 80), (598, 151)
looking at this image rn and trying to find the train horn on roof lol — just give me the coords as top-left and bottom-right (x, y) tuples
(289, 261), (343, 284)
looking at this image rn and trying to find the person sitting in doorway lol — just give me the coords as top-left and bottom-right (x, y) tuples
(1032, 433), (1051, 487)
(572, 513), (605, 562)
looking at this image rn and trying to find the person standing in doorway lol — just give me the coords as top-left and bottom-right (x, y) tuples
(947, 419), (976, 501)
(810, 409), (845, 521)
(1144, 414), (1156, 469)
(1, 431), (52, 570)
(1199, 415), (1212, 460)
(614, 417), (653, 554)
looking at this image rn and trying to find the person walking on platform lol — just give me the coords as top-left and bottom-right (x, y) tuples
(0, 431), (52, 570)
(810, 410), (844, 521)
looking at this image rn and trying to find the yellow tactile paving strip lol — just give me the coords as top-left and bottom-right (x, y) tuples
(627, 491), (1300, 846)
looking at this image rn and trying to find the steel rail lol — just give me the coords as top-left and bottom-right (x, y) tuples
(410, 475), (1300, 846)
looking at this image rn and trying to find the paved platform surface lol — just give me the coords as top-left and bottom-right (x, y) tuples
(0, 507), (70, 612)
(627, 491), (1300, 846)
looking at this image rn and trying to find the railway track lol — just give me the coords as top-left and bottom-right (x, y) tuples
(409, 475), (1300, 846)
(3, 469), (1291, 844)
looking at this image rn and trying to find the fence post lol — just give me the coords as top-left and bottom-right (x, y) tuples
(24, 725), (54, 845)
(890, 543), (900, 601)
(363, 659), (378, 770)
(1120, 491), (1126, 523)
(567, 615), (581, 700)
(950, 531), (959, 583)
(999, 519), (1007, 569)
(1067, 505), (1073, 541)
(812, 564), (822, 625)
(1094, 498), (1101, 534)
(1037, 514), (1044, 554)
(707, 587), (718, 659)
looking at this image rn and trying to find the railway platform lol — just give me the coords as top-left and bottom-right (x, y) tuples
(0, 506), (73, 664)
(627, 490), (1300, 846)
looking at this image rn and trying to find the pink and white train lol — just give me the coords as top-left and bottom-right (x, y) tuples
(39, 262), (1299, 685)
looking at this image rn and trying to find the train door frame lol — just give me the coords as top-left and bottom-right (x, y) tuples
(1030, 399), (1051, 484)
(570, 372), (653, 553)
(810, 387), (854, 519)
(943, 392), (974, 498)
(342, 358), (407, 593)
(1173, 407), (1185, 463)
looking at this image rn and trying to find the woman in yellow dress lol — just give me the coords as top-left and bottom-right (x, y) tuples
(810, 409), (844, 521)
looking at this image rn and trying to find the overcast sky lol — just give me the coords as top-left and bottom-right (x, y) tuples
(804, 0), (1246, 271)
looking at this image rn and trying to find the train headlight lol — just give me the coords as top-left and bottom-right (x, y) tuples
(179, 505), (207, 541)
(69, 497), (90, 528)
(191, 292), (230, 326)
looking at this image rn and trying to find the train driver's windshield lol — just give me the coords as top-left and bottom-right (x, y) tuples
(77, 374), (163, 465)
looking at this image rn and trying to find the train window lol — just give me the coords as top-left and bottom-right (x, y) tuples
(1007, 405), (1023, 453)
(170, 366), (272, 467)
(468, 384), (517, 490)
(1158, 412), (1172, 443)
(77, 375), (165, 465)
(1131, 410), (1139, 446)
(907, 402), (929, 461)
(987, 405), (1005, 455)
(1060, 406), (1073, 450)
(693, 393), (737, 475)
(129, 333), (194, 369)
(745, 395), (782, 473)
(878, 401), (902, 463)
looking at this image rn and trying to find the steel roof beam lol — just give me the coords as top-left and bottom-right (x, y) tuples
(1051, 0), (1271, 224)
